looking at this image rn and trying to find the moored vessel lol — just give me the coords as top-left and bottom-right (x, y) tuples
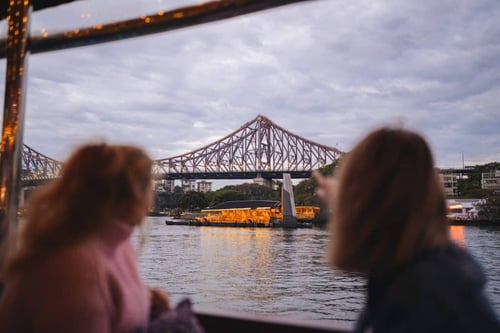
(193, 200), (319, 227)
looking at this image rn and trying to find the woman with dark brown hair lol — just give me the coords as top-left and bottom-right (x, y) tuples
(0, 143), (169, 333)
(314, 127), (499, 332)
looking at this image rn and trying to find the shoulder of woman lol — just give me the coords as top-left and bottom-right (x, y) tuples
(374, 244), (491, 317)
(407, 244), (486, 290)
(1, 242), (115, 332)
(20, 241), (108, 300)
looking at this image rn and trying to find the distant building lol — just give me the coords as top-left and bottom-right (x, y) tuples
(197, 181), (212, 193)
(153, 180), (164, 192)
(164, 179), (176, 193)
(153, 179), (176, 193)
(182, 179), (196, 192)
(439, 172), (459, 196)
(482, 170), (500, 191)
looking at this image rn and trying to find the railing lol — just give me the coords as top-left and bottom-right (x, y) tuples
(194, 307), (352, 333)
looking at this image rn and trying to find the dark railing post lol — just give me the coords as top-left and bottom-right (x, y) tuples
(0, 0), (31, 272)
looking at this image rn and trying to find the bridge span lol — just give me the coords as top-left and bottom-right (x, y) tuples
(20, 115), (343, 186)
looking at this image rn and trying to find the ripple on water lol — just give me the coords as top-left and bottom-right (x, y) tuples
(136, 219), (500, 322)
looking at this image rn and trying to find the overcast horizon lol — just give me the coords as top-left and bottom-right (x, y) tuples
(1, 0), (499, 175)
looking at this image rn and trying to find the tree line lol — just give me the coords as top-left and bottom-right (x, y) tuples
(152, 161), (339, 215)
(454, 162), (500, 221)
(152, 160), (499, 221)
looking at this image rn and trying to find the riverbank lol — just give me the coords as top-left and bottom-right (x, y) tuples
(165, 218), (313, 228)
(449, 219), (500, 226)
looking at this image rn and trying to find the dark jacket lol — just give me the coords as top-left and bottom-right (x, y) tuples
(355, 243), (500, 333)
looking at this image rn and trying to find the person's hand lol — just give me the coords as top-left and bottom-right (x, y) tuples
(312, 170), (338, 203)
(149, 287), (170, 320)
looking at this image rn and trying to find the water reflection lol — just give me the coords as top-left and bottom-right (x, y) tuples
(450, 225), (466, 247)
(136, 218), (499, 322)
(199, 228), (274, 304)
(461, 225), (500, 315)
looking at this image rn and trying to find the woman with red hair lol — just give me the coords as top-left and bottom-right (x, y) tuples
(0, 143), (169, 332)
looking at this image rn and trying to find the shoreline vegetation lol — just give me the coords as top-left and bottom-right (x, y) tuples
(150, 162), (500, 226)
(151, 205), (500, 228)
(24, 162), (500, 225)
(448, 219), (500, 227)
(159, 214), (500, 228)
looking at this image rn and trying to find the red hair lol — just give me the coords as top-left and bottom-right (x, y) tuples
(5, 143), (152, 274)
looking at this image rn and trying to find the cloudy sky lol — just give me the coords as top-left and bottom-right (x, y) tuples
(1, 0), (499, 175)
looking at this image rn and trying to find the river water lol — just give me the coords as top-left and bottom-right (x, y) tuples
(136, 217), (500, 323)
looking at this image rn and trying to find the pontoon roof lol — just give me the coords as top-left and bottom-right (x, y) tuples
(207, 200), (281, 210)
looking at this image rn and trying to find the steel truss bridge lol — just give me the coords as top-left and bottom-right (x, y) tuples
(20, 115), (343, 186)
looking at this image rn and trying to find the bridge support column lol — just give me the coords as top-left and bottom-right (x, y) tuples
(281, 173), (297, 228)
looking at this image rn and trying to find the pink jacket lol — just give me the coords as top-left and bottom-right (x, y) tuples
(0, 220), (150, 333)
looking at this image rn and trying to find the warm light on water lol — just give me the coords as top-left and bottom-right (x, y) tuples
(136, 218), (500, 322)
(450, 225), (466, 247)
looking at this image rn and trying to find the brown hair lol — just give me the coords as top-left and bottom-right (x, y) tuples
(5, 143), (153, 274)
(328, 127), (449, 276)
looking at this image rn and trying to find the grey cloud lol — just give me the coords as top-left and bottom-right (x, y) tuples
(1, 0), (499, 167)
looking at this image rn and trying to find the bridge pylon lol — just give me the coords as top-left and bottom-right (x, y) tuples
(281, 173), (298, 228)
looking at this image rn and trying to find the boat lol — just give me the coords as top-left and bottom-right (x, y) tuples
(165, 219), (195, 226)
(193, 200), (319, 227)
(165, 211), (205, 225)
(168, 173), (321, 228)
(147, 211), (168, 217)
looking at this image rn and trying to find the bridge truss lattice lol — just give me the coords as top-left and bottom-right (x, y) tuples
(153, 115), (343, 180)
(21, 144), (64, 186)
(20, 115), (343, 185)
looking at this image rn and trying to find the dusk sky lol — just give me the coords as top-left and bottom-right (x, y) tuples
(1, 0), (499, 181)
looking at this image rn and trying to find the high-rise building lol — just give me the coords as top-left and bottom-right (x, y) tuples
(439, 172), (458, 196)
(164, 179), (176, 193)
(482, 170), (500, 191)
(153, 179), (176, 192)
(182, 179), (196, 192)
(197, 181), (212, 193)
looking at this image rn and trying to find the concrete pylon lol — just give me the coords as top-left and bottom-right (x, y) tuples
(281, 173), (297, 227)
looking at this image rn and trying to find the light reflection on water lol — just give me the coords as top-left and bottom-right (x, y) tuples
(454, 225), (500, 316)
(136, 218), (499, 322)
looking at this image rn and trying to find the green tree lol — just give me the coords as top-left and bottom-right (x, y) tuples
(457, 173), (482, 198)
(152, 186), (184, 211)
(294, 178), (321, 206)
(177, 191), (208, 210)
(208, 189), (246, 206)
(225, 183), (278, 201)
(317, 157), (343, 177)
(477, 190), (500, 221)
(293, 160), (343, 224)
(456, 162), (500, 198)
(204, 190), (216, 206)
(293, 160), (342, 206)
